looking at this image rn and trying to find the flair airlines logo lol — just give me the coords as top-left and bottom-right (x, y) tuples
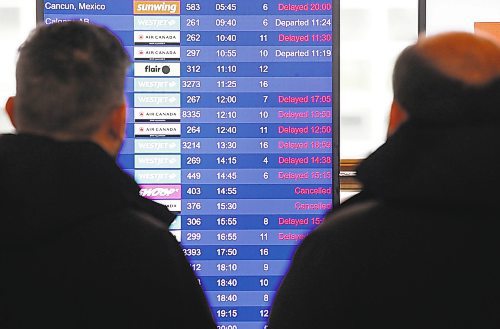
(135, 31), (180, 45)
(139, 185), (181, 200)
(135, 63), (180, 77)
(134, 1), (180, 15)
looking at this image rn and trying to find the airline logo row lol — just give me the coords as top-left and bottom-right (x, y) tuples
(45, 1), (180, 15)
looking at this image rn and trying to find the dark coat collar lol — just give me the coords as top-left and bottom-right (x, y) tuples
(0, 134), (175, 244)
(356, 120), (500, 206)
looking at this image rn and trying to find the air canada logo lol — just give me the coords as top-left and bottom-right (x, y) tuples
(148, 35), (176, 41)
(135, 47), (180, 60)
(134, 31), (181, 45)
(143, 49), (178, 56)
(134, 108), (181, 122)
(135, 123), (181, 137)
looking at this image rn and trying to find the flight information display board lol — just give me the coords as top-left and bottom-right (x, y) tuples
(38, 1), (339, 328)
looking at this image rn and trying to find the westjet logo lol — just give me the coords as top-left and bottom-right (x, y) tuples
(136, 80), (178, 89)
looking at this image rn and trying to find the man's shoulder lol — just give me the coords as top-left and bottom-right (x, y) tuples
(86, 207), (177, 247)
(294, 196), (412, 267)
(289, 198), (382, 262)
(115, 207), (172, 232)
(315, 197), (383, 238)
(58, 207), (182, 269)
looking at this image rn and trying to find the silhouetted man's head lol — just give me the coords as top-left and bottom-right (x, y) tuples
(6, 21), (130, 154)
(388, 32), (500, 135)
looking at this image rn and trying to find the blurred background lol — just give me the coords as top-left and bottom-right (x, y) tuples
(340, 0), (418, 159)
(0, 1), (36, 134)
(0, 0), (419, 160)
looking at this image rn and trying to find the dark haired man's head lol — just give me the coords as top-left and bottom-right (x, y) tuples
(5, 21), (130, 155)
(388, 32), (500, 135)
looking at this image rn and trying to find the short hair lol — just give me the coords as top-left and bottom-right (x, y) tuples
(392, 39), (500, 125)
(14, 21), (130, 137)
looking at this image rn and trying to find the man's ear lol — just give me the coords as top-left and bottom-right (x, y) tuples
(91, 102), (127, 157)
(387, 99), (408, 137)
(5, 97), (16, 128)
(109, 102), (126, 141)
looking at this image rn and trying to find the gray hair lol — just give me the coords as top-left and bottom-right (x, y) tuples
(14, 21), (130, 137)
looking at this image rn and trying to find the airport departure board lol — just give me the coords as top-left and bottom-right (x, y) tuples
(38, 1), (339, 328)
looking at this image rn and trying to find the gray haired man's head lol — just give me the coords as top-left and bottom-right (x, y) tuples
(12, 21), (130, 139)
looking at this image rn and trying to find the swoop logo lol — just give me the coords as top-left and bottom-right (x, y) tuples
(139, 185), (181, 200)
(134, 1), (180, 15)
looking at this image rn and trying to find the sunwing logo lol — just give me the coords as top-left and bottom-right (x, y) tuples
(134, 1), (180, 15)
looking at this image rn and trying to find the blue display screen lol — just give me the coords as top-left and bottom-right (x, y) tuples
(39, 1), (338, 327)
